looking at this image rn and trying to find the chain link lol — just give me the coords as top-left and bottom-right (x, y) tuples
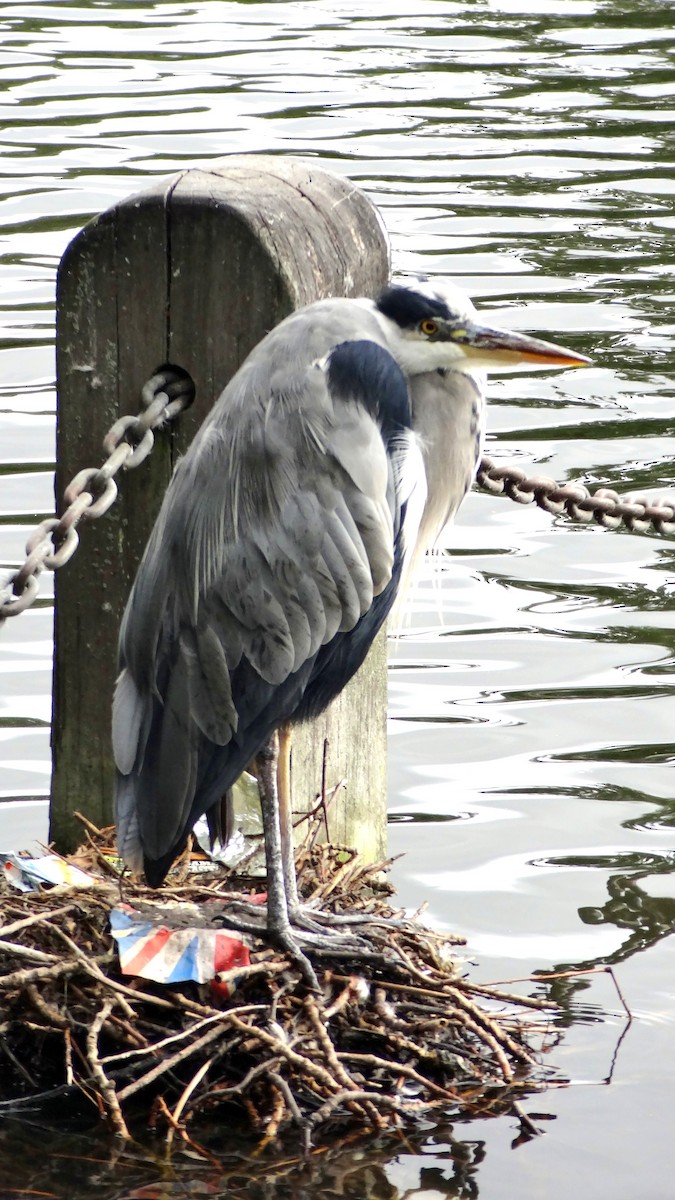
(476, 456), (675, 537)
(3, 387), (675, 625)
(0, 365), (195, 624)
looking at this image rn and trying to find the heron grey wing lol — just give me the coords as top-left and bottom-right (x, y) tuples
(116, 504), (177, 691)
(324, 412), (431, 601)
(207, 494), (372, 685)
(320, 413), (396, 598)
(316, 526), (367, 633)
(246, 514), (331, 663)
(273, 403), (398, 637)
(207, 528), (336, 687)
(115, 775), (143, 874)
(198, 364), (401, 685)
(254, 504), (375, 658)
(180, 624), (238, 744)
(141, 647), (199, 860)
(210, 542), (298, 686)
(207, 529), (328, 677)
(113, 638), (199, 866)
(112, 665), (147, 776)
(113, 666), (150, 874)
(268, 488), (360, 647)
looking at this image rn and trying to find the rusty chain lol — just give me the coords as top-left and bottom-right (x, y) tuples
(475, 455), (675, 537)
(3, 391), (675, 627)
(0, 366), (195, 624)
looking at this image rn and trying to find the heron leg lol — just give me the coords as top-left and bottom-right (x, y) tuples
(255, 734), (397, 969)
(257, 732), (319, 991)
(275, 724), (337, 934)
(275, 726), (389, 935)
(277, 721), (299, 911)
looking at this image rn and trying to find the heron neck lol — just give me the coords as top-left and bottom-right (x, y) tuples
(409, 368), (486, 553)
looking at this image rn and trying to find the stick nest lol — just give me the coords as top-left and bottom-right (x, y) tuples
(0, 819), (558, 1148)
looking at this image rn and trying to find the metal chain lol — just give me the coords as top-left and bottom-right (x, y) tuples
(476, 455), (675, 537)
(3, 390), (673, 626)
(0, 366), (195, 624)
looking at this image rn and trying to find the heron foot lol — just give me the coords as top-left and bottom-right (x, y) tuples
(269, 920), (322, 992)
(288, 903), (407, 934)
(214, 900), (371, 947)
(212, 901), (395, 980)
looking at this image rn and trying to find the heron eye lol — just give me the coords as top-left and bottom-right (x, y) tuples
(420, 319), (438, 336)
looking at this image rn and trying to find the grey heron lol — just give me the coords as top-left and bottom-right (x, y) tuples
(113, 279), (589, 984)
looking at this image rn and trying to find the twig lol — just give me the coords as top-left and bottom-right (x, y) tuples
(304, 996), (382, 1127)
(512, 1099), (543, 1138)
(24, 983), (70, 1029)
(0, 1033), (38, 1088)
(468, 981), (558, 1011)
(328, 972), (454, 1003)
(64, 1027), (74, 1086)
(0, 957), (87, 991)
(165, 1055), (215, 1147)
(116, 1024), (226, 1102)
(338, 1052), (462, 1101)
(72, 811), (108, 838)
(85, 999), (130, 1139)
(304, 998), (357, 1093)
(308, 1088), (433, 1128)
(224, 1013), (344, 1096)
(0, 940), (60, 965)
(0, 904), (79, 940)
(604, 966), (633, 1024)
(196, 1054), (284, 1107)
(267, 1071), (306, 1131)
(101, 1013), (225, 1067)
(305, 852), (359, 905)
(254, 1083), (287, 1149)
(447, 986), (536, 1068)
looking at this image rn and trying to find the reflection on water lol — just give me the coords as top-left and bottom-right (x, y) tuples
(0, 1117), (494, 1200)
(2, 0), (675, 1196)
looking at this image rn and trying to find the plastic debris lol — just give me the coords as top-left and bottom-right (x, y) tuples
(110, 902), (251, 989)
(193, 771), (265, 871)
(2, 851), (96, 892)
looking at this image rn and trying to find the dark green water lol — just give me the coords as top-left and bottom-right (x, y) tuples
(2, 1), (675, 1195)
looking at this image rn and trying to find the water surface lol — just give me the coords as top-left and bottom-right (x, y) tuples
(2, 1), (675, 1195)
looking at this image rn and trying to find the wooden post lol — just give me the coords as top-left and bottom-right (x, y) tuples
(51, 155), (390, 861)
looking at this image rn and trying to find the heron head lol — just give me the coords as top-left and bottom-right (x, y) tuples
(375, 280), (591, 376)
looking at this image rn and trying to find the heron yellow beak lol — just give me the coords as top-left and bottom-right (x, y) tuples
(446, 321), (591, 369)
